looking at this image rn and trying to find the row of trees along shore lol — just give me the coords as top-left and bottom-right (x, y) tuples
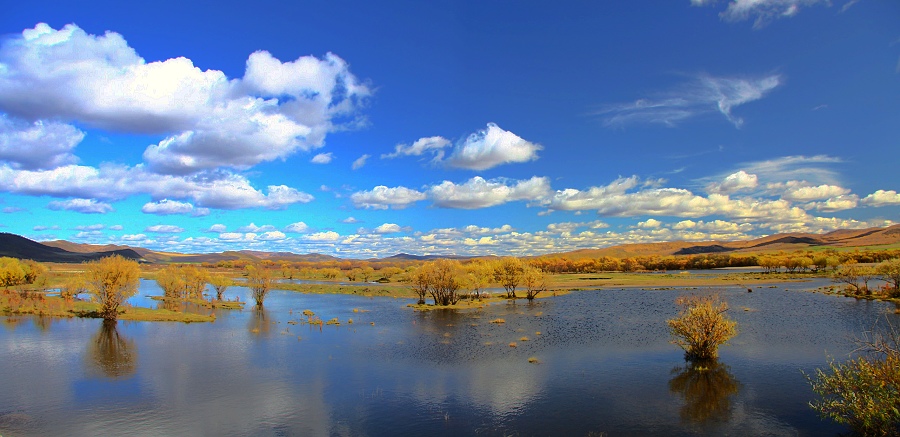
(410, 258), (546, 305)
(1, 255), (279, 320)
(204, 248), (900, 276)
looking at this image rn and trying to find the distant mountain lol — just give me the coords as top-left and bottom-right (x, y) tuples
(552, 224), (900, 259)
(237, 250), (343, 263)
(10, 224), (900, 265)
(0, 233), (143, 263)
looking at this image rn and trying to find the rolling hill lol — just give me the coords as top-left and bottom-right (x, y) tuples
(5, 224), (900, 265)
(548, 224), (900, 260)
(0, 233), (144, 263)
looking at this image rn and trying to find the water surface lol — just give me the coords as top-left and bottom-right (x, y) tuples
(1, 281), (894, 436)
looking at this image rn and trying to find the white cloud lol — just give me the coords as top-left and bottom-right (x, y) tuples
(284, 222), (311, 233)
(0, 164), (314, 210)
(311, 153), (333, 164)
(862, 190), (900, 207)
(109, 225), (123, 231)
(705, 155), (843, 190)
(75, 224), (105, 231)
(236, 223), (277, 233)
(341, 217), (360, 224)
(0, 23), (369, 175)
(306, 231), (340, 241)
(381, 136), (451, 160)
(546, 221), (608, 234)
(770, 181), (851, 202)
(351, 185), (426, 209)
(637, 218), (663, 229)
(145, 224), (184, 233)
(120, 234), (147, 242)
(47, 198), (112, 214)
(694, 0), (830, 28)
(141, 199), (209, 216)
(373, 223), (402, 234)
(258, 231), (286, 241)
(351, 154), (370, 170)
(207, 224), (227, 233)
(430, 176), (550, 209)
(706, 170), (758, 194)
(804, 195), (859, 212)
(444, 123), (542, 170)
(218, 232), (245, 241)
(0, 115), (83, 170)
(599, 74), (782, 128)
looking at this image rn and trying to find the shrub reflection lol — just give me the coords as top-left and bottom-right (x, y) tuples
(87, 320), (137, 378)
(248, 307), (272, 337)
(669, 359), (741, 423)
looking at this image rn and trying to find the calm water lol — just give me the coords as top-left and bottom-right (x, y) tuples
(2, 279), (895, 436)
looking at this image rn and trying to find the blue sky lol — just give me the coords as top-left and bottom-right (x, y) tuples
(0, 0), (898, 257)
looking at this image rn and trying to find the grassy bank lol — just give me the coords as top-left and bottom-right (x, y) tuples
(1, 291), (215, 323)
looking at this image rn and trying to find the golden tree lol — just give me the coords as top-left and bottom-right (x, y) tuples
(246, 264), (273, 307)
(667, 294), (737, 361)
(209, 275), (231, 301)
(83, 255), (141, 320)
(522, 265), (547, 301)
(495, 257), (523, 299)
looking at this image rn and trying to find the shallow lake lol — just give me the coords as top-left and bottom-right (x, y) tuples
(2, 279), (896, 436)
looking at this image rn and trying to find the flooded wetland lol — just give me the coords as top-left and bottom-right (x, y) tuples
(1, 277), (893, 436)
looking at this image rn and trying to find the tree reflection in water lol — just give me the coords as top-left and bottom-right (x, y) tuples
(669, 359), (741, 424)
(248, 307), (272, 337)
(87, 320), (137, 378)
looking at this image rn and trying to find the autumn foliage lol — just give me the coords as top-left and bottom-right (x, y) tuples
(668, 294), (737, 361)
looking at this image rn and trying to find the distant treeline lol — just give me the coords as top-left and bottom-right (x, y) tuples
(530, 249), (900, 274)
(202, 248), (900, 276)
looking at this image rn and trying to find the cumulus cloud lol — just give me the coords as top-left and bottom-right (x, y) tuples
(341, 217), (360, 224)
(47, 198), (112, 214)
(236, 223), (277, 233)
(207, 224), (227, 233)
(75, 224), (105, 231)
(598, 74), (781, 128)
(861, 190), (900, 207)
(373, 223), (402, 234)
(804, 195), (859, 212)
(352, 154), (370, 170)
(637, 218), (663, 228)
(706, 170), (758, 194)
(545, 175), (822, 226)
(704, 155), (843, 191)
(258, 231), (286, 241)
(429, 176), (550, 209)
(0, 164), (314, 210)
(692, 0), (830, 28)
(0, 23), (369, 175)
(120, 233), (147, 242)
(444, 123), (542, 170)
(0, 115), (83, 170)
(306, 231), (340, 241)
(311, 153), (333, 164)
(284, 221), (311, 233)
(769, 181), (851, 202)
(351, 185), (426, 209)
(546, 221), (608, 234)
(141, 199), (209, 216)
(145, 224), (184, 233)
(381, 136), (451, 160)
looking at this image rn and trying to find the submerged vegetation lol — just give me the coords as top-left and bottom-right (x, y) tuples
(667, 294), (737, 361)
(806, 318), (900, 436)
